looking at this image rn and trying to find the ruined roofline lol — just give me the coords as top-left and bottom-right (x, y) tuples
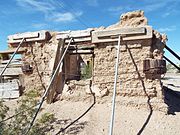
(7, 10), (163, 45)
(7, 30), (51, 44)
(7, 26), (153, 45)
(92, 26), (152, 43)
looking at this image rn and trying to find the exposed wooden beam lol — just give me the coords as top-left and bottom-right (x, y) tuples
(92, 26), (152, 43)
(8, 30), (50, 44)
(57, 29), (93, 43)
(0, 48), (26, 54)
(68, 49), (93, 54)
(0, 67), (22, 76)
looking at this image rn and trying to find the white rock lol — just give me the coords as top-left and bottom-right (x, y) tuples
(86, 84), (109, 97)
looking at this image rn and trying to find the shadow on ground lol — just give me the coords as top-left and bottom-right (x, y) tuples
(55, 82), (96, 135)
(164, 86), (180, 115)
(55, 119), (87, 135)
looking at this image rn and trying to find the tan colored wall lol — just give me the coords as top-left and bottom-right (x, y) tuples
(93, 38), (164, 99)
(21, 36), (59, 93)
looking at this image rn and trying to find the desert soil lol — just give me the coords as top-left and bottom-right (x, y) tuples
(4, 72), (180, 135)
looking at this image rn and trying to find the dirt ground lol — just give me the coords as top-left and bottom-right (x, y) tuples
(4, 72), (180, 135)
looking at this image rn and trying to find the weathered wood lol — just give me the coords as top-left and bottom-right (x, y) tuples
(68, 44), (96, 50)
(8, 30), (49, 44)
(0, 67), (22, 76)
(46, 39), (65, 104)
(65, 37), (91, 43)
(0, 59), (22, 68)
(0, 82), (19, 99)
(1, 59), (21, 64)
(57, 29), (93, 43)
(0, 63), (22, 68)
(92, 26), (152, 43)
(98, 27), (145, 37)
(143, 59), (166, 74)
(0, 48), (26, 54)
(68, 49), (93, 54)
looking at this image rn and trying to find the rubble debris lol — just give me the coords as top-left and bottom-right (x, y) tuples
(86, 84), (109, 97)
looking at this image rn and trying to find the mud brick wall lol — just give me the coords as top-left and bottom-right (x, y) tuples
(93, 38), (164, 99)
(20, 35), (59, 92)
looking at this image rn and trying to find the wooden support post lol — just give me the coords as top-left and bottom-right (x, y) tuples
(46, 39), (65, 104)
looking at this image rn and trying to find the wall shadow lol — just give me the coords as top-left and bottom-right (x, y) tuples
(30, 45), (46, 92)
(125, 45), (153, 135)
(55, 80), (96, 135)
(164, 86), (180, 115)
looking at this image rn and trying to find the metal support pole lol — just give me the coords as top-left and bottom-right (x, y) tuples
(0, 38), (25, 82)
(163, 56), (180, 71)
(25, 38), (73, 134)
(165, 45), (180, 61)
(109, 35), (121, 135)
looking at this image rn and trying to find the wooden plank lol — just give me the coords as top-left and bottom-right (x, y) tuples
(0, 82), (19, 99)
(64, 37), (91, 43)
(0, 48), (26, 54)
(56, 29), (93, 43)
(1, 59), (21, 64)
(68, 49), (93, 54)
(11, 32), (39, 39)
(57, 29), (93, 38)
(0, 90), (19, 99)
(97, 27), (145, 37)
(92, 26), (152, 43)
(0, 82), (19, 89)
(8, 30), (49, 44)
(0, 63), (22, 68)
(0, 59), (22, 68)
(123, 26), (152, 40)
(0, 67), (22, 76)
(46, 39), (65, 104)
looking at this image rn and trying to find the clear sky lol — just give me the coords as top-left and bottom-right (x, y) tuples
(0, 0), (179, 63)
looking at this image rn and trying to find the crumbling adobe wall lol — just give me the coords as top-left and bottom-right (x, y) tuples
(19, 33), (59, 92)
(93, 40), (162, 97)
(93, 10), (165, 101)
(107, 10), (148, 29)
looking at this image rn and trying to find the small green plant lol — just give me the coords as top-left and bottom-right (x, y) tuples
(81, 61), (92, 80)
(0, 90), (55, 135)
(29, 113), (55, 135)
(0, 100), (9, 135)
(0, 100), (9, 121)
(38, 113), (55, 124)
(0, 54), (3, 60)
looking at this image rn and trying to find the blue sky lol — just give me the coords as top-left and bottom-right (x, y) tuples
(0, 0), (179, 63)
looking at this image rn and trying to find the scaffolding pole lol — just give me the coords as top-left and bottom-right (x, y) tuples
(0, 38), (25, 82)
(109, 35), (121, 135)
(25, 38), (73, 134)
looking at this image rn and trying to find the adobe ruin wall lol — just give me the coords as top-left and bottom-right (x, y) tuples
(93, 11), (165, 98)
(6, 10), (167, 111)
(10, 32), (60, 93)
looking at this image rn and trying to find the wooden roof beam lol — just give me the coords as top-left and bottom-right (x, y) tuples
(7, 30), (51, 44)
(92, 26), (152, 43)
